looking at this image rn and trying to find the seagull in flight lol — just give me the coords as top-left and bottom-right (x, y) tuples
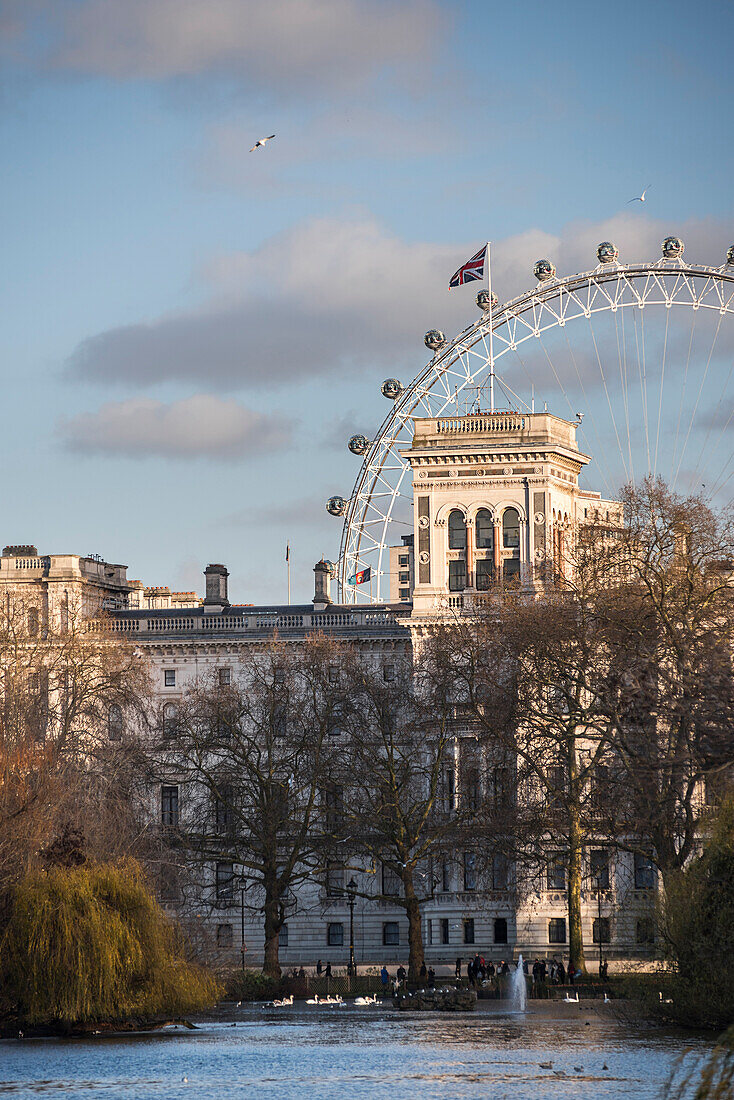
(627, 185), (650, 204)
(250, 134), (276, 152)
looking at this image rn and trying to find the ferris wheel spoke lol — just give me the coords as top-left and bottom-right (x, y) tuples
(652, 306), (671, 479)
(672, 310), (725, 491)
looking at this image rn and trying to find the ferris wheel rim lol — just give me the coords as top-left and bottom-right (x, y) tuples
(336, 258), (734, 603)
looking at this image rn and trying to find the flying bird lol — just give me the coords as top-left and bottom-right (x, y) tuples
(627, 186), (650, 204)
(250, 134), (276, 152)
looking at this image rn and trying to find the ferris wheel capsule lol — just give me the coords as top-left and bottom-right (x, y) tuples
(322, 559), (337, 576)
(326, 496), (347, 517)
(381, 378), (403, 400)
(662, 236), (684, 259)
(476, 289), (499, 312)
(534, 259), (556, 282)
(424, 329), (446, 352)
(596, 241), (619, 264)
(726, 245), (734, 266)
(348, 434), (371, 456)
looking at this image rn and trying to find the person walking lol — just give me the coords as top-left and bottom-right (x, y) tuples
(567, 961), (576, 986)
(325, 961), (332, 979)
(455, 957), (462, 980)
(467, 960), (475, 988)
(380, 965), (389, 990)
(316, 959), (323, 976)
(427, 967), (436, 989)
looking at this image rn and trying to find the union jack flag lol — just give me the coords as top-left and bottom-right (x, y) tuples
(449, 244), (487, 288)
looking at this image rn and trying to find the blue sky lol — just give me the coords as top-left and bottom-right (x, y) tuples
(1, 0), (732, 604)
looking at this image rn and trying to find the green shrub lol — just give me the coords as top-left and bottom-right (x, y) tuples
(224, 969), (280, 1002)
(663, 799), (734, 1029)
(0, 860), (221, 1026)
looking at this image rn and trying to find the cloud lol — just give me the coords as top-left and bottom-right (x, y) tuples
(59, 394), (294, 459)
(64, 212), (734, 396)
(220, 493), (326, 529)
(9, 0), (442, 94)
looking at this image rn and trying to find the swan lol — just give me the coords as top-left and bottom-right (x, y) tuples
(272, 994), (294, 1007)
(659, 991), (673, 1005)
(563, 991), (579, 1003)
(306, 994), (320, 1005)
(603, 993), (611, 1004)
(355, 993), (378, 1006)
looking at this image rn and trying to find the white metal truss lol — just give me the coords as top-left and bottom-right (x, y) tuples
(336, 259), (734, 604)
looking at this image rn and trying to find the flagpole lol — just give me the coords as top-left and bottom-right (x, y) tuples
(487, 242), (495, 413)
(286, 543), (291, 605)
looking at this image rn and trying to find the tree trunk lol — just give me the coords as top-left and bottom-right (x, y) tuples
(567, 800), (587, 975)
(262, 870), (282, 978)
(403, 873), (425, 984)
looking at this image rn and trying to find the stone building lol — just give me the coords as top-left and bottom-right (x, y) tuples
(0, 411), (656, 970)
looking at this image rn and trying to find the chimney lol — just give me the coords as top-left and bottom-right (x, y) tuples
(312, 559), (332, 612)
(204, 563), (229, 614)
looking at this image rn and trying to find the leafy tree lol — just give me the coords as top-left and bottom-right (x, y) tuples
(0, 859), (219, 1027)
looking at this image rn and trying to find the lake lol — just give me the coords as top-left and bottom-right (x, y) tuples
(0, 1000), (714, 1099)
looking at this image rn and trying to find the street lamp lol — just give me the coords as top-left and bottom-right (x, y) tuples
(239, 874), (248, 973)
(596, 869), (604, 978)
(346, 877), (357, 978)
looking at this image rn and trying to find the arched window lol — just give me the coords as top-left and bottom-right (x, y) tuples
(163, 702), (179, 739)
(108, 703), (123, 741)
(448, 509), (467, 550)
(475, 509), (493, 550)
(502, 507), (520, 549)
(27, 607), (39, 637)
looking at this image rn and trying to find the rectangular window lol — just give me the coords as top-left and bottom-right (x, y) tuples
(383, 921), (399, 946)
(218, 667), (231, 687)
(475, 558), (493, 590)
(398, 554), (409, 566)
(328, 666), (339, 684)
(383, 664), (395, 682)
(503, 558), (520, 580)
(399, 588), (410, 600)
(546, 855), (566, 890)
(448, 560), (466, 592)
(441, 859), (451, 892)
(634, 853), (656, 890)
(441, 918), (450, 945)
(494, 917), (508, 944)
(161, 785), (179, 828)
(589, 850), (610, 890)
(441, 767), (456, 812)
(162, 703), (179, 739)
(592, 917), (611, 944)
(216, 862), (235, 907)
(381, 863), (401, 898)
(492, 853), (509, 891)
(215, 786), (232, 832)
(164, 669), (176, 687)
(108, 704), (123, 741)
(326, 863), (345, 897)
(216, 923), (233, 947)
(636, 917), (655, 944)
(548, 917), (567, 944)
(463, 852), (477, 892)
(279, 924), (289, 947)
(327, 922), (344, 947)
(463, 918), (475, 945)
(399, 571), (409, 584)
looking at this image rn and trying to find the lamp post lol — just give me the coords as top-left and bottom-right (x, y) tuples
(596, 869), (604, 978)
(239, 874), (247, 973)
(346, 877), (357, 980)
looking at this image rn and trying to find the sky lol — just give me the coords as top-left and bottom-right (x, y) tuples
(1, 0), (733, 605)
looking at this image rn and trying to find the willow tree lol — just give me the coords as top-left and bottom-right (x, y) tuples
(0, 859), (219, 1026)
(156, 633), (347, 977)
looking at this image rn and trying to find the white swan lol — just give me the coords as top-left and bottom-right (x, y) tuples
(305, 994), (320, 1005)
(659, 991), (673, 1005)
(563, 991), (579, 1003)
(354, 993), (378, 1006)
(272, 994), (294, 1007)
(603, 993), (611, 1004)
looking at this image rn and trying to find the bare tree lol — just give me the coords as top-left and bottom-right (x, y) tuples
(155, 633), (348, 977)
(0, 594), (152, 917)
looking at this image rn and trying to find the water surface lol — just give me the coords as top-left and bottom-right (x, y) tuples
(0, 1000), (712, 1099)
